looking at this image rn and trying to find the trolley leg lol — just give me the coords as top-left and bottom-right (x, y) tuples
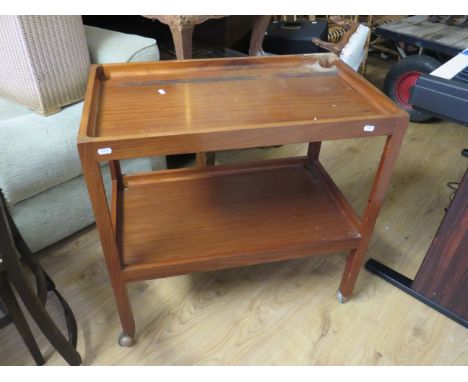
(115, 282), (135, 347)
(337, 127), (406, 301)
(79, 146), (136, 346)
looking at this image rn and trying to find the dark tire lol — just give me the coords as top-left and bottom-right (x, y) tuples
(383, 55), (441, 123)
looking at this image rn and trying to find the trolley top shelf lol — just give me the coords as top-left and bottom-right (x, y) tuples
(78, 53), (407, 159)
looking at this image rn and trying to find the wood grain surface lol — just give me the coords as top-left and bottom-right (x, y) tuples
(118, 158), (361, 280)
(412, 170), (468, 319)
(78, 54), (406, 162)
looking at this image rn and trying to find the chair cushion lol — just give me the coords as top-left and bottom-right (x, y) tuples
(11, 158), (152, 252)
(85, 25), (160, 64)
(0, 101), (84, 206)
(0, 98), (167, 207)
(0, 97), (32, 121)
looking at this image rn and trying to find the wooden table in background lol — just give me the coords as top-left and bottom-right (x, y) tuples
(144, 15), (271, 60)
(78, 53), (408, 346)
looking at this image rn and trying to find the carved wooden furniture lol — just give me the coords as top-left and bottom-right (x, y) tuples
(366, 168), (468, 328)
(0, 191), (81, 365)
(78, 53), (408, 346)
(143, 15), (271, 60)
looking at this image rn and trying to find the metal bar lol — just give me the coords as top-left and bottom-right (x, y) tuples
(365, 259), (468, 329)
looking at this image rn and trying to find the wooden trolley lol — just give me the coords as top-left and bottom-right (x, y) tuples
(78, 53), (408, 346)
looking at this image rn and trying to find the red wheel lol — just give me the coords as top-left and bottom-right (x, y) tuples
(383, 55), (441, 123)
(394, 71), (421, 108)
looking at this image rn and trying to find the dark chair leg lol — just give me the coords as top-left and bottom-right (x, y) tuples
(6, 211), (48, 305)
(44, 272), (78, 348)
(0, 191), (82, 366)
(5, 269), (82, 365)
(0, 273), (45, 365)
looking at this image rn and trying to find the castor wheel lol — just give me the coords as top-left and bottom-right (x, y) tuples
(336, 289), (349, 304)
(118, 333), (135, 347)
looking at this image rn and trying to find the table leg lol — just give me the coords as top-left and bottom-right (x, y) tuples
(338, 127), (406, 301)
(109, 160), (123, 188)
(79, 147), (135, 345)
(195, 16), (270, 166)
(109, 160), (122, 232)
(307, 142), (322, 164)
(168, 21), (194, 60)
(249, 15), (271, 56)
(196, 152), (215, 167)
(168, 20), (201, 161)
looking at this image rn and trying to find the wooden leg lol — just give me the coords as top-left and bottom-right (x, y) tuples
(169, 23), (194, 60)
(307, 142), (322, 164)
(168, 22), (210, 164)
(109, 160), (123, 232)
(79, 147), (135, 345)
(196, 152), (215, 167)
(249, 15), (271, 56)
(0, 273), (45, 365)
(116, 281), (135, 347)
(338, 129), (406, 301)
(109, 160), (122, 188)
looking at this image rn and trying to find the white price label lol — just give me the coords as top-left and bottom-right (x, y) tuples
(97, 147), (112, 155)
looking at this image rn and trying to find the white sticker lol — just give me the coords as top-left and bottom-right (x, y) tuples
(364, 125), (375, 132)
(97, 147), (112, 155)
(158, 89), (166, 95)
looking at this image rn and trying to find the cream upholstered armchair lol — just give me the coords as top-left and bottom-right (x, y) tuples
(0, 16), (166, 252)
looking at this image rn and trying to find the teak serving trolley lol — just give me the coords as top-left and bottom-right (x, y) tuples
(78, 53), (408, 346)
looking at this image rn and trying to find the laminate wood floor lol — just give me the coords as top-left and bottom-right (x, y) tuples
(1, 56), (467, 365)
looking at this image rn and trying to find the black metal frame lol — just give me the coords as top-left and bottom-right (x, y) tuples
(365, 258), (468, 329)
(0, 191), (81, 365)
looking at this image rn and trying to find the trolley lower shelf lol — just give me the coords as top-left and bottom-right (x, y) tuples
(116, 157), (362, 282)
